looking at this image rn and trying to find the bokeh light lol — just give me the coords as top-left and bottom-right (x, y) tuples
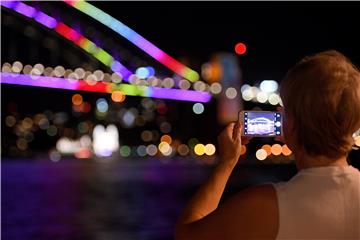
(282, 144), (292, 156)
(162, 77), (175, 88)
(146, 67), (155, 77)
(268, 93), (281, 105)
(137, 145), (147, 157)
(146, 144), (158, 156)
(192, 103), (204, 114)
(111, 91), (126, 103)
(178, 144), (190, 156)
(159, 122), (171, 133)
(136, 67), (150, 79)
(160, 135), (172, 144)
(210, 82), (222, 94)
(234, 42), (247, 55)
(225, 87), (237, 99)
(120, 145), (131, 157)
(72, 94), (83, 106)
(193, 81), (206, 92)
(38, 118), (49, 130)
(111, 72), (123, 83)
(96, 98), (109, 113)
(12, 61), (23, 73)
(5, 116), (16, 127)
(256, 149), (267, 161)
(54, 66), (65, 77)
(159, 142), (172, 156)
(141, 130), (153, 142)
(242, 88), (254, 101)
(204, 144), (216, 155)
(271, 144), (282, 156)
(49, 150), (61, 162)
(78, 122), (90, 134)
(260, 80), (278, 93)
(194, 143), (205, 156)
(261, 144), (272, 156)
(179, 79), (191, 90)
(256, 91), (268, 103)
(16, 138), (28, 151)
(47, 125), (58, 136)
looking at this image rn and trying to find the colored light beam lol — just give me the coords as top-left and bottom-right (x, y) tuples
(1, 1), (132, 81)
(63, 0), (200, 82)
(0, 73), (211, 103)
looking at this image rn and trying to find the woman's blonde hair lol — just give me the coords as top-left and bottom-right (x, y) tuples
(280, 50), (360, 159)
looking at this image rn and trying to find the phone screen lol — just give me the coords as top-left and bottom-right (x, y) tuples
(242, 111), (282, 137)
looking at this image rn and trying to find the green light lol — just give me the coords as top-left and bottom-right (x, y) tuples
(79, 38), (98, 54)
(111, 84), (148, 97)
(188, 138), (199, 149)
(120, 145), (131, 157)
(185, 69), (200, 82)
(93, 49), (113, 66)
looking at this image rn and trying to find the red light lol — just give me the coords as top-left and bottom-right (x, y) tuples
(235, 43), (247, 55)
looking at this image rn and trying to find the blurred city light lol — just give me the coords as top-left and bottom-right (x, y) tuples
(192, 103), (204, 114)
(234, 42), (247, 55)
(260, 80), (278, 93)
(146, 144), (158, 156)
(178, 144), (190, 156)
(256, 149), (267, 161)
(210, 82), (222, 94)
(225, 87), (237, 99)
(160, 135), (172, 144)
(261, 144), (272, 156)
(271, 144), (282, 156)
(136, 67), (150, 79)
(194, 143), (205, 156)
(158, 142), (172, 156)
(204, 144), (216, 156)
(96, 98), (109, 113)
(282, 144), (292, 156)
(111, 91), (126, 102)
(120, 145), (131, 157)
(92, 124), (119, 157)
(72, 94), (83, 106)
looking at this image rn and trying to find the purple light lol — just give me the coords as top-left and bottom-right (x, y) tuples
(13, 2), (36, 18)
(1, 73), (212, 103)
(150, 87), (211, 103)
(0, 73), (77, 90)
(35, 11), (57, 29)
(0, 1), (16, 9)
(111, 61), (132, 81)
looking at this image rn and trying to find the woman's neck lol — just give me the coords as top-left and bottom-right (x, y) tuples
(295, 151), (349, 170)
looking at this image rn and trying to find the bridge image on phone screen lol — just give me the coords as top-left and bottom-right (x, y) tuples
(244, 112), (282, 136)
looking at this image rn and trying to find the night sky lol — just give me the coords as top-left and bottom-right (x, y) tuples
(91, 1), (360, 82)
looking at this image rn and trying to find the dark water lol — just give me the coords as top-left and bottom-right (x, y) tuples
(2, 158), (297, 240)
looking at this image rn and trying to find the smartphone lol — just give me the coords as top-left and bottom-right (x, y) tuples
(238, 111), (283, 137)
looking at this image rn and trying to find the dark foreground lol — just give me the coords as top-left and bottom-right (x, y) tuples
(2, 158), (297, 240)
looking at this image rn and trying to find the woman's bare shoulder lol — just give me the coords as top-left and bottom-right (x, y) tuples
(175, 184), (279, 240)
(219, 184), (279, 239)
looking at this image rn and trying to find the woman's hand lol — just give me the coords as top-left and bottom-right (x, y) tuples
(217, 122), (251, 167)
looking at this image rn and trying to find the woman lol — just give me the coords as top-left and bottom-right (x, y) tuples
(175, 50), (360, 239)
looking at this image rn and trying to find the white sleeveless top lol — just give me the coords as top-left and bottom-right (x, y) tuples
(273, 165), (360, 239)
